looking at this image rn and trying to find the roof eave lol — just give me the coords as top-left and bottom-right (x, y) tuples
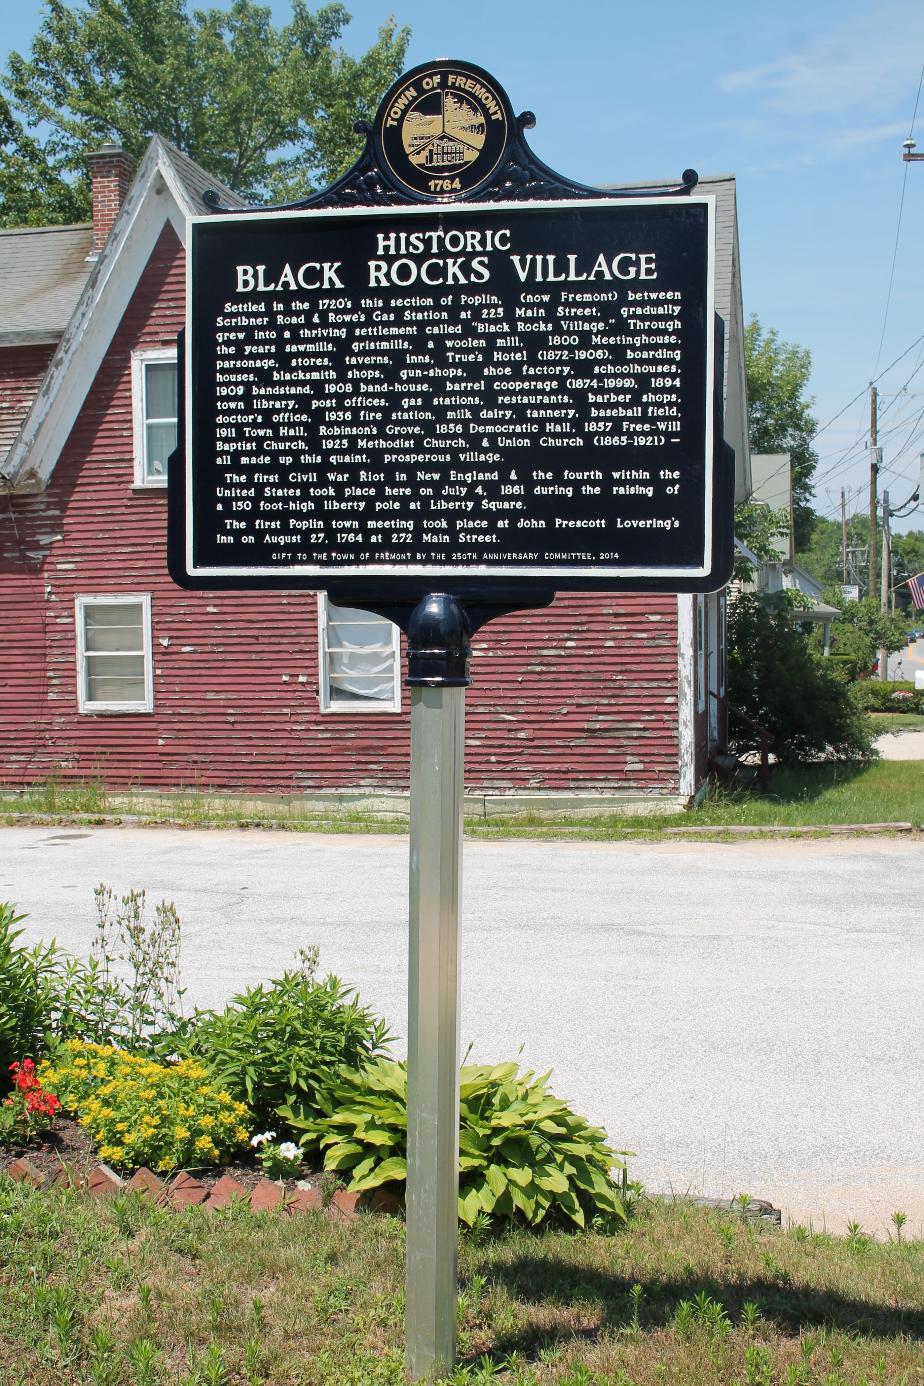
(0, 138), (190, 492)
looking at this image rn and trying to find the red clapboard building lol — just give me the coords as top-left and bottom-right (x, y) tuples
(0, 139), (749, 811)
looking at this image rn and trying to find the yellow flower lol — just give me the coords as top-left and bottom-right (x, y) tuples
(218, 1113), (235, 1126)
(234, 1103), (248, 1117)
(194, 1135), (217, 1154)
(198, 1115), (215, 1130)
(179, 1104), (194, 1118)
(174, 1126), (191, 1140)
(234, 1127), (249, 1143)
(216, 1092), (232, 1105)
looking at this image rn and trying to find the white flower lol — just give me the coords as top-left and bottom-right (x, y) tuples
(250, 1130), (275, 1147)
(278, 1142), (302, 1162)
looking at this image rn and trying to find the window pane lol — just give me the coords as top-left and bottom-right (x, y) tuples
(86, 654), (146, 703)
(84, 602), (143, 653)
(325, 602), (395, 704)
(145, 361), (177, 420)
(145, 421), (176, 477)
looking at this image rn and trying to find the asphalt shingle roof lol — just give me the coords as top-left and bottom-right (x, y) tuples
(0, 223), (94, 343)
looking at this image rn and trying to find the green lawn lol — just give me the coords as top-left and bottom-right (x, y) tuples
(472, 761), (924, 840)
(1, 1180), (922, 1385)
(867, 713), (924, 734)
(0, 757), (921, 841)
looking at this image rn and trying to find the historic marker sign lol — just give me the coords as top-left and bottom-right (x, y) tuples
(172, 57), (734, 600)
(184, 197), (720, 591)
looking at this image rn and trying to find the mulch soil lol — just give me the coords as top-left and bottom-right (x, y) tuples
(0, 1115), (327, 1198)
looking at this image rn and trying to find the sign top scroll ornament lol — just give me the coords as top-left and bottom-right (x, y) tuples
(202, 59), (699, 214)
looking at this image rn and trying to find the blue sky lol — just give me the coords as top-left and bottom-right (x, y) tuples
(5, 0), (924, 534)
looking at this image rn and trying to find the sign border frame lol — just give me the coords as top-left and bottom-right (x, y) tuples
(183, 194), (718, 588)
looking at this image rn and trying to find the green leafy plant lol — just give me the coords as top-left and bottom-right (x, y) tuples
(182, 947), (392, 1134)
(727, 593), (875, 763)
(284, 1057), (632, 1230)
(0, 903), (64, 1088)
(39, 1041), (252, 1173)
(0, 886), (189, 1074)
(58, 885), (187, 1053)
(852, 679), (924, 714)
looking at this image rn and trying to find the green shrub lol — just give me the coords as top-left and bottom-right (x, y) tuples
(39, 1041), (253, 1173)
(181, 948), (392, 1134)
(0, 905), (63, 1090)
(851, 680), (924, 714)
(283, 1057), (631, 1230)
(727, 594), (875, 764)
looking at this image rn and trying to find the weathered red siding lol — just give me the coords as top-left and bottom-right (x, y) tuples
(0, 225), (681, 796)
(0, 343), (56, 459)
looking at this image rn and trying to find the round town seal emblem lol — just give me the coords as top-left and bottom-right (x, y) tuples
(375, 60), (511, 200)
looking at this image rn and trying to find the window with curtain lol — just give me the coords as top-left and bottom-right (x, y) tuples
(318, 597), (400, 712)
(132, 349), (177, 486)
(76, 595), (152, 712)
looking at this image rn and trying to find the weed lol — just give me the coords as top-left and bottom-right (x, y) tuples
(743, 1344), (773, 1385)
(740, 1299), (762, 1334)
(126, 1337), (161, 1386)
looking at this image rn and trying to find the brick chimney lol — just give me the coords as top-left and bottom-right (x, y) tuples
(86, 144), (134, 256)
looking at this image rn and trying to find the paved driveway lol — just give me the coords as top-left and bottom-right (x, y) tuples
(2, 826), (921, 1236)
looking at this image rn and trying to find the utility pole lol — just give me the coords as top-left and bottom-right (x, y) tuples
(878, 490), (890, 681)
(840, 489), (848, 584)
(869, 385), (879, 597)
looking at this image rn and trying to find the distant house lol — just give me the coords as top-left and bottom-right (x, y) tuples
(747, 452), (840, 650)
(0, 141), (750, 809)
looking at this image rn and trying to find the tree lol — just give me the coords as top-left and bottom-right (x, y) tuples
(0, 94), (86, 226)
(731, 501), (790, 584)
(819, 595), (909, 674)
(1, 0), (409, 226)
(727, 594), (874, 764)
(744, 315), (818, 550)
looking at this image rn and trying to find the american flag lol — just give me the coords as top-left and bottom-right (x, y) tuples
(909, 571), (924, 610)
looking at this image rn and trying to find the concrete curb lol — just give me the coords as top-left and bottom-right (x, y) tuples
(0, 812), (918, 840)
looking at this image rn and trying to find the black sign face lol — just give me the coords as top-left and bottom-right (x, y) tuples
(375, 61), (512, 200)
(183, 197), (720, 591)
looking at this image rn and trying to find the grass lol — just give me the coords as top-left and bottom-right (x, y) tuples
(0, 1181), (921, 1385)
(867, 713), (924, 734)
(0, 751), (921, 843)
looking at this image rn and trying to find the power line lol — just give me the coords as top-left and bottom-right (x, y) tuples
(870, 62), (924, 374)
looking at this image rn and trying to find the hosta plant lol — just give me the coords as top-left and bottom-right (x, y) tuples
(282, 1057), (632, 1229)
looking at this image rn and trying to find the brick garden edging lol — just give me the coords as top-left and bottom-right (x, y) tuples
(3, 1155), (400, 1221)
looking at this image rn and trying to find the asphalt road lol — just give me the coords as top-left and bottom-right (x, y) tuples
(3, 826), (922, 1236)
(887, 634), (924, 682)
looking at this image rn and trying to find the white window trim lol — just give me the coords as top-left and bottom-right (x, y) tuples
(131, 347), (176, 487)
(76, 593), (154, 714)
(696, 594), (706, 713)
(317, 594), (401, 714)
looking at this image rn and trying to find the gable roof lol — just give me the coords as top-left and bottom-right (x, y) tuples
(0, 224), (94, 346)
(605, 174), (749, 504)
(0, 136), (247, 491)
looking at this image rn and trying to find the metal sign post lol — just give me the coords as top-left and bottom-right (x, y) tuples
(170, 55), (736, 1385)
(404, 595), (470, 1379)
